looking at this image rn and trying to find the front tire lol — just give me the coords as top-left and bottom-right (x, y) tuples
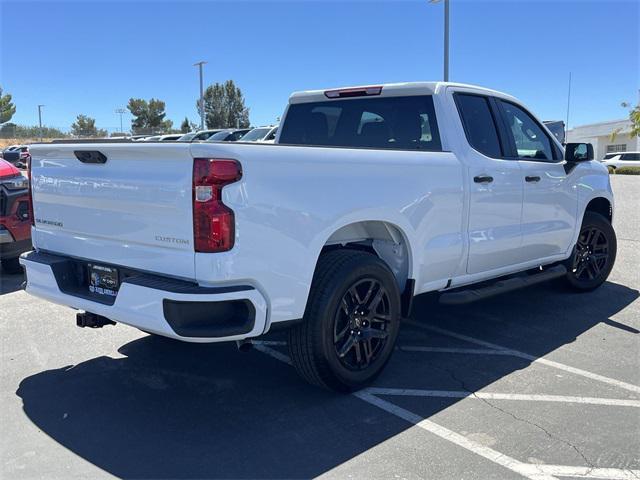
(1, 257), (23, 274)
(565, 211), (616, 291)
(288, 250), (401, 392)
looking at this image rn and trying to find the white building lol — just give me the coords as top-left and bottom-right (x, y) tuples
(566, 119), (639, 160)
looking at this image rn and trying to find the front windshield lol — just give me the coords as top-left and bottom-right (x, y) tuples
(239, 128), (270, 142)
(195, 130), (220, 140)
(206, 131), (232, 142)
(177, 133), (197, 142)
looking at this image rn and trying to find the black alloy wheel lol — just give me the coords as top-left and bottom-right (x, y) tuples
(565, 211), (616, 291)
(571, 226), (609, 282)
(333, 278), (392, 371)
(288, 250), (401, 392)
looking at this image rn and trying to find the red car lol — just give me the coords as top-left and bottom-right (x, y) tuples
(0, 159), (31, 273)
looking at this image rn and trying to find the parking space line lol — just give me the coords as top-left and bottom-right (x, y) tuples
(398, 346), (514, 355)
(365, 387), (640, 408)
(254, 343), (556, 479)
(254, 343), (640, 480)
(518, 464), (640, 479)
(405, 320), (640, 394)
(354, 390), (559, 480)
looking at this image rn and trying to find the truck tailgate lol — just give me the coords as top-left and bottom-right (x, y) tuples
(29, 143), (196, 280)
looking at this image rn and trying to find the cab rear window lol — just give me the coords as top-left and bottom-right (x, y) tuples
(279, 95), (442, 151)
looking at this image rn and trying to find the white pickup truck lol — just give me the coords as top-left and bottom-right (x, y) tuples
(22, 82), (616, 392)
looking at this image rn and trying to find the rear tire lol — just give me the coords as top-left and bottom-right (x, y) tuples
(288, 250), (401, 392)
(565, 211), (616, 291)
(1, 257), (23, 274)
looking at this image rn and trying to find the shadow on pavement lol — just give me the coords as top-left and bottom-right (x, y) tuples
(0, 270), (24, 295)
(16, 280), (639, 479)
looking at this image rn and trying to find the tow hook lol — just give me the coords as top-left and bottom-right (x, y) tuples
(76, 311), (116, 328)
(235, 339), (253, 352)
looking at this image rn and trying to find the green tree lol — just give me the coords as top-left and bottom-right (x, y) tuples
(127, 97), (172, 134)
(70, 114), (106, 137)
(0, 86), (16, 124)
(610, 100), (640, 141)
(180, 117), (191, 133)
(622, 101), (640, 138)
(201, 80), (250, 129)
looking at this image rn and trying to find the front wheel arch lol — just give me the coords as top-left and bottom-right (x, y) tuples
(584, 197), (612, 223)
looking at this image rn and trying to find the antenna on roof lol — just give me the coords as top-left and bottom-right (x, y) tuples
(565, 72), (572, 144)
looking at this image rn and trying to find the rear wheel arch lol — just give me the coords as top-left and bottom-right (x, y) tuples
(315, 220), (414, 315)
(320, 221), (412, 287)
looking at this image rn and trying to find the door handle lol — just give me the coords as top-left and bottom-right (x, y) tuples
(525, 175), (541, 183)
(473, 175), (494, 184)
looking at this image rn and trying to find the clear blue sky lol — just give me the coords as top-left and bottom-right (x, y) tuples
(1, 0), (638, 132)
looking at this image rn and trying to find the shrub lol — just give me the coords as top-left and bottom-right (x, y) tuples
(614, 167), (640, 175)
(607, 166), (616, 174)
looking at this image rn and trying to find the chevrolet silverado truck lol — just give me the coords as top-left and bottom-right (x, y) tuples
(0, 159), (31, 273)
(21, 82), (616, 391)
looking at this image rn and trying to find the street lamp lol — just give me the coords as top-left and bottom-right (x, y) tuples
(193, 61), (207, 130)
(37, 104), (45, 141)
(115, 108), (126, 134)
(429, 0), (450, 82)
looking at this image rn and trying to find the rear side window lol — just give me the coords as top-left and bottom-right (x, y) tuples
(621, 153), (640, 161)
(279, 95), (442, 151)
(454, 94), (502, 158)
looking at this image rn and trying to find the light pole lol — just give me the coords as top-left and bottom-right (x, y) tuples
(429, 0), (450, 82)
(37, 104), (45, 141)
(115, 108), (126, 134)
(193, 61), (207, 130)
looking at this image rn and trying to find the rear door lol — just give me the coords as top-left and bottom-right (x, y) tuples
(452, 91), (525, 274)
(30, 143), (196, 279)
(495, 100), (578, 261)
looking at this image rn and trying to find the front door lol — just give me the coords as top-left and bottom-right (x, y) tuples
(496, 100), (578, 260)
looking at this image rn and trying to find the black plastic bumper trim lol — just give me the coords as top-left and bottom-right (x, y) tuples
(163, 299), (255, 338)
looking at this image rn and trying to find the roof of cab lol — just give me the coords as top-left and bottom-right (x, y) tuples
(288, 81), (515, 104)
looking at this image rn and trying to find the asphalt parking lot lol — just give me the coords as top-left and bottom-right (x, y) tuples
(1, 176), (638, 480)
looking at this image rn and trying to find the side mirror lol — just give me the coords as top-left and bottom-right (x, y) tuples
(565, 143), (594, 162)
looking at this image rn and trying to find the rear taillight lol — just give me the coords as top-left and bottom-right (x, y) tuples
(192, 158), (242, 253)
(27, 157), (34, 226)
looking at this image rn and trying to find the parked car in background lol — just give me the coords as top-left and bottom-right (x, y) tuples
(1, 145), (30, 168)
(140, 135), (162, 142)
(0, 159), (31, 273)
(0, 145), (20, 159)
(239, 125), (278, 143)
(158, 134), (183, 141)
(205, 129), (251, 142)
(22, 81), (615, 391)
(177, 130), (222, 142)
(601, 151), (640, 169)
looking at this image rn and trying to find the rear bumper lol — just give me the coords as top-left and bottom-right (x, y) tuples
(20, 251), (268, 343)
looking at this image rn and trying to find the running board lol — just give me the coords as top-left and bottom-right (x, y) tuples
(439, 265), (567, 305)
